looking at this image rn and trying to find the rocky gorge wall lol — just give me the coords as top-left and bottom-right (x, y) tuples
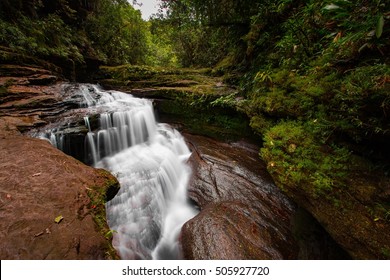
(0, 64), (120, 259)
(103, 66), (389, 260)
(0, 63), (349, 260)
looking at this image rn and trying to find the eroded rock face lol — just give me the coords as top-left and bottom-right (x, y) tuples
(0, 64), (119, 259)
(181, 134), (299, 259)
(0, 63), (350, 260)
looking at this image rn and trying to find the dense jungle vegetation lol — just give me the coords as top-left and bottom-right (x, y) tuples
(157, 0), (390, 200)
(1, 0), (390, 244)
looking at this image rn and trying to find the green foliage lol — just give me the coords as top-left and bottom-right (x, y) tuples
(246, 60), (390, 158)
(0, 0), (151, 71)
(146, 20), (178, 67)
(0, 14), (83, 62)
(84, 0), (149, 65)
(261, 121), (350, 196)
(155, 0), (251, 67)
(321, 0), (388, 59)
(330, 64), (390, 140)
(209, 93), (238, 109)
(159, 96), (252, 141)
(376, 14), (385, 39)
(249, 115), (274, 136)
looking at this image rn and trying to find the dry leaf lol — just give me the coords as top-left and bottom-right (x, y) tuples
(54, 215), (64, 224)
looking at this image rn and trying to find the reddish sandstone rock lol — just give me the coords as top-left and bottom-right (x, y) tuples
(0, 133), (119, 259)
(181, 134), (298, 259)
(181, 201), (294, 259)
(0, 64), (119, 259)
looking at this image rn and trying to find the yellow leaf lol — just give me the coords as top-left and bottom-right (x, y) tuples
(54, 215), (64, 224)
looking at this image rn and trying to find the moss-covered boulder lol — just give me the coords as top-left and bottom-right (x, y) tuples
(261, 121), (390, 259)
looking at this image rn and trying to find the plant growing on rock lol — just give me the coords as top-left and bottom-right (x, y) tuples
(261, 121), (350, 197)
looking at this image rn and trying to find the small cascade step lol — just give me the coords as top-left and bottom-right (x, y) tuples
(33, 84), (198, 260)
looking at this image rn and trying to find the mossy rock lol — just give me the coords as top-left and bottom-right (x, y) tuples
(87, 169), (120, 259)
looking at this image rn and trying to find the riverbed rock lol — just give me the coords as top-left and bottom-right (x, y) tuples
(181, 134), (299, 259)
(0, 65), (77, 123)
(0, 130), (119, 259)
(181, 201), (292, 259)
(0, 65), (120, 259)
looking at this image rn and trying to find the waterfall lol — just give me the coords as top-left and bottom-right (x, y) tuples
(36, 84), (197, 259)
(84, 116), (91, 132)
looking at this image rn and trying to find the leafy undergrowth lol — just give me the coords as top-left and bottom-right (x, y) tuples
(249, 63), (389, 186)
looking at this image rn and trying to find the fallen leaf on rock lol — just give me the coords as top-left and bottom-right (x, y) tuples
(54, 215), (64, 224)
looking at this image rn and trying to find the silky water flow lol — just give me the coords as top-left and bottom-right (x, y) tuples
(37, 84), (198, 259)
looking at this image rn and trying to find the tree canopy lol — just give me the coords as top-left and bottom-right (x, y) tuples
(0, 0), (149, 68)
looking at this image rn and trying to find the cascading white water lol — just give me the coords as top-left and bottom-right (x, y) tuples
(97, 126), (196, 259)
(38, 84), (197, 259)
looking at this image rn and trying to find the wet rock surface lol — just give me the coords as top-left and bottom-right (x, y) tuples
(180, 133), (350, 260)
(181, 134), (299, 259)
(0, 65), (75, 129)
(0, 65), (119, 259)
(0, 64), (350, 259)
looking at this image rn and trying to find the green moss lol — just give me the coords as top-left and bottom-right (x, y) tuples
(381, 247), (390, 259)
(86, 169), (120, 260)
(249, 115), (274, 136)
(159, 97), (253, 141)
(260, 121), (350, 197)
(212, 53), (237, 76)
(99, 65), (221, 94)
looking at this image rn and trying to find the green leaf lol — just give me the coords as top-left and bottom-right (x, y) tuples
(54, 215), (64, 224)
(376, 15), (384, 39)
(105, 229), (118, 239)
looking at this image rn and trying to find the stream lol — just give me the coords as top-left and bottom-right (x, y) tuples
(32, 84), (198, 259)
(29, 83), (349, 260)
